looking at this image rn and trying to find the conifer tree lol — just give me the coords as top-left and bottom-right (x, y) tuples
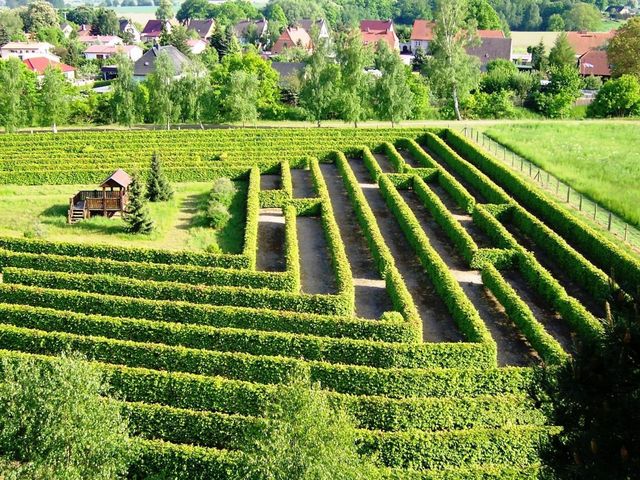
(146, 153), (173, 202)
(124, 174), (154, 234)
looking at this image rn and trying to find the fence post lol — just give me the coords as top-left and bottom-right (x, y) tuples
(529, 163), (532, 177)
(566, 187), (570, 203)
(520, 159), (524, 171)
(556, 180), (560, 195)
(624, 224), (628, 241)
(579, 195), (583, 211)
(594, 203), (597, 220)
(608, 212), (612, 231)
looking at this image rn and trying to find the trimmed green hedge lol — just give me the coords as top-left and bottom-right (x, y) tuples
(444, 129), (640, 298)
(0, 283), (415, 343)
(482, 264), (568, 364)
(3, 267), (352, 316)
(377, 142), (407, 173)
(243, 167), (260, 270)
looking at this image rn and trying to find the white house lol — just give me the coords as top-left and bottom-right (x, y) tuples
(119, 19), (141, 43)
(410, 20), (436, 53)
(84, 44), (143, 62)
(22, 57), (75, 81)
(187, 39), (208, 55)
(77, 35), (123, 47)
(0, 42), (59, 61)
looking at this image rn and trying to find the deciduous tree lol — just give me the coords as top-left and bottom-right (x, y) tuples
(20, 0), (58, 33)
(38, 67), (71, 133)
(147, 51), (176, 130)
(223, 70), (259, 125)
(156, 0), (174, 22)
(91, 8), (119, 36)
(565, 2), (601, 32)
(111, 55), (139, 128)
(335, 29), (371, 127)
(608, 17), (640, 78)
(588, 74), (640, 117)
(425, 0), (480, 120)
(0, 58), (35, 132)
(299, 38), (339, 126)
(373, 40), (413, 126)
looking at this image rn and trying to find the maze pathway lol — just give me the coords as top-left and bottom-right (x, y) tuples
(256, 208), (286, 272)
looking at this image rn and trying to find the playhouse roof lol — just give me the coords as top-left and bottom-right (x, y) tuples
(100, 169), (131, 189)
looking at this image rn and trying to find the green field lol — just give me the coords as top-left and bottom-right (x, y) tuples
(485, 123), (640, 227)
(0, 182), (246, 252)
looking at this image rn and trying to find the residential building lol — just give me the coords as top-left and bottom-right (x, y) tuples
(298, 19), (330, 40)
(141, 20), (172, 43)
(235, 18), (268, 44)
(60, 22), (73, 38)
(133, 45), (191, 80)
(119, 19), (141, 43)
(187, 19), (215, 40)
(84, 44), (143, 62)
(77, 24), (93, 39)
(271, 61), (305, 86)
(360, 20), (399, 51)
(271, 27), (313, 55)
(187, 39), (208, 55)
(566, 30), (616, 57)
(606, 5), (634, 19)
(578, 49), (612, 78)
(0, 42), (58, 61)
(410, 20), (435, 53)
(466, 35), (512, 71)
(77, 35), (123, 47)
(22, 57), (75, 81)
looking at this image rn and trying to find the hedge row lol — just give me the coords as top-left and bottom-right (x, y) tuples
(515, 252), (605, 343)
(377, 142), (407, 173)
(333, 150), (422, 339)
(0, 302), (494, 370)
(443, 129), (640, 298)
(396, 138), (475, 213)
(242, 167), (260, 270)
(0, 248), (295, 292)
(377, 175), (494, 348)
(481, 264), (568, 364)
(419, 133), (512, 205)
(259, 163), (290, 207)
(283, 204), (302, 293)
(3, 267), (352, 316)
(0, 325), (537, 399)
(472, 204), (519, 249)
(0, 236), (250, 269)
(362, 146), (385, 181)
(0, 283), (414, 342)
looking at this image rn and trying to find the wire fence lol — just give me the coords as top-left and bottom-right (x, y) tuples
(461, 127), (640, 253)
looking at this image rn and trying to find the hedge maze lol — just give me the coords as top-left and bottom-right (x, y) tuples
(0, 128), (638, 478)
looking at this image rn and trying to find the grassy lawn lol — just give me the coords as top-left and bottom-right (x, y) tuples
(0, 181), (247, 253)
(485, 123), (640, 227)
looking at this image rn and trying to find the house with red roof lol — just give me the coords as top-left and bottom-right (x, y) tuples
(410, 20), (436, 52)
(141, 20), (172, 43)
(271, 27), (313, 55)
(566, 30), (616, 57)
(360, 19), (399, 51)
(22, 57), (75, 81)
(578, 49), (612, 78)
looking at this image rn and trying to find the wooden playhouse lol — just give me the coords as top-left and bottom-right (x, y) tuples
(68, 169), (131, 224)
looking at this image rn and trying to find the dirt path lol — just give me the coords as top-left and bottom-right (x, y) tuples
(347, 157), (462, 342)
(396, 148), (423, 168)
(260, 174), (281, 191)
(418, 143), (488, 204)
(401, 189), (538, 366)
(291, 169), (316, 198)
(296, 216), (338, 294)
(320, 163), (393, 319)
(505, 223), (606, 319)
(373, 152), (396, 173)
(256, 208), (286, 272)
(502, 269), (575, 353)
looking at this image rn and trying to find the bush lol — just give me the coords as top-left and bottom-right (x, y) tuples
(207, 202), (231, 229)
(210, 177), (237, 205)
(0, 353), (133, 479)
(587, 75), (640, 118)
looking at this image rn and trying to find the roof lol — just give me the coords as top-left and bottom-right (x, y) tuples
(466, 37), (512, 68)
(478, 30), (505, 38)
(298, 18), (326, 33)
(235, 18), (268, 38)
(77, 35), (122, 44)
(85, 45), (140, 54)
(77, 25), (92, 37)
(579, 49), (611, 76)
(133, 45), (191, 77)
(411, 20), (436, 41)
(271, 61), (305, 79)
(60, 22), (71, 30)
(361, 29), (398, 49)
(100, 169), (131, 189)
(360, 20), (394, 32)
(22, 57), (75, 74)
(1, 42), (52, 50)
(187, 19), (215, 38)
(142, 19), (166, 36)
(280, 27), (312, 48)
(566, 30), (616, 56)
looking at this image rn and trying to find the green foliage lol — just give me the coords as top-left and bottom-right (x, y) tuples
(373, 41), (414, 126)
(548, 33), (576, 69)
(156, 0), (174, 22)
(0, 353), (133, 479)
(90, 8), (119, 36)
(207, 203), (232, 228)
(223, 70), (259, 125)
(38, 67), (72, 133)
(124, 174), (155, 234)
(0, 58), (36, 133)
(299, 38), (339, 126)
(242, 375), (382, 480)
(608, 17), (640, 78)
(19, 0), (57, 33)
(587, 74), (640, 118)
(548, 13), (565, 31)
(147, 51), (176, 129)
(463, 91), (518, 119)
(335, 29), (372, 127)
(564, 2), (601, 31)
(146, 153), (174, 202)
(532, 65), (582, 118)
(111, 55), (139, 128)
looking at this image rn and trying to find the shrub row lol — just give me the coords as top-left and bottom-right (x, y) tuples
(362, 146), (385, 181)
(0, 248), (295, 292)
(3, 267), (351, 316)
(0, 302), (494, 370)
(242, 167), (260, 270)
(377, 142), (407, 173)
(259, 163), (290, 207)
(419, 132), (511, 205)
(515, 252), (605, 343)
(444, 129), (640, 298)
(0, 283), (414, 342)
(396, 138), (475, 213)
(481, 264), (568, 364)
(283, 204), (302, 293)
(378, 175), (494, 348)
(0, 324), (537, 399)
(0, 236), (250, 269)
(472, 204), (519, 249)
(333, 151), (422, 339)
